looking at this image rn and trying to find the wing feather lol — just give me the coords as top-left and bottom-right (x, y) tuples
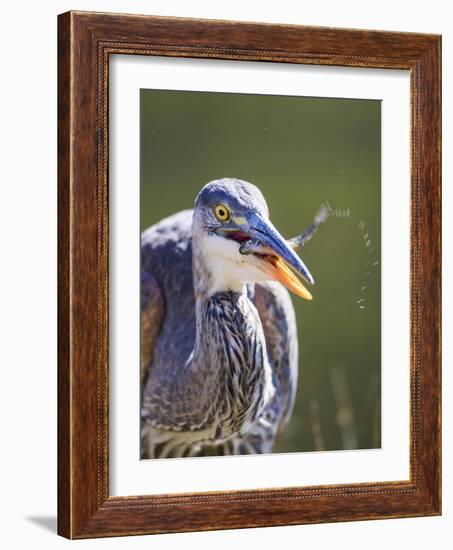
(251, 281), (299, 433)
(141, 271), (165, 390)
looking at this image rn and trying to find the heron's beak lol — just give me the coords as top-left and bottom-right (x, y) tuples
(247, 214), (313, 300)
(224, 213), (314, 300)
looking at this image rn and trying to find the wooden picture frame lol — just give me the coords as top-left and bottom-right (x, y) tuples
(58, 10), (441, 539)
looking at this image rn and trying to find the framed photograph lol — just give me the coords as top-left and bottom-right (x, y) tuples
(58, 11), (441, 538)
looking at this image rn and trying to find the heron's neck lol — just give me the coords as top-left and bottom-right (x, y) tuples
(190, 289), (274, 437)
(188, 241), (273, 433)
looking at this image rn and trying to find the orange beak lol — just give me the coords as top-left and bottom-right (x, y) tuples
(259, 255), (313, 300)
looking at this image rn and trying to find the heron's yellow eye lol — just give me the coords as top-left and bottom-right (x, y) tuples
(214, 204), (230, 222)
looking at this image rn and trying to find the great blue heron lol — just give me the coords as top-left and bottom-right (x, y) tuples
(141, 178), (326, 458)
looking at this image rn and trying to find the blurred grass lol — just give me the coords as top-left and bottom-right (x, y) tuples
(140, 89), (381, 452)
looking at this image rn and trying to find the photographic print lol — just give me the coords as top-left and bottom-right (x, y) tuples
(58, 12), (441, 537)
(140, 89), (381, 459)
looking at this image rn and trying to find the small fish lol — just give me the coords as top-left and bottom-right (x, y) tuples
(240, 203), (332, 257)
(239, 239), (266, 256)
(287, 203), (331, 250)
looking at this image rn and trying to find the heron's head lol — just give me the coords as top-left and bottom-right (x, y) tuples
(192, 178), (313, 300)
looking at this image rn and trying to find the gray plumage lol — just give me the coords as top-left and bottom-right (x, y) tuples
(141, 178), (304, 459)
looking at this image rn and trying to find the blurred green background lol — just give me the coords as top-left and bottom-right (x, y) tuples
(140, 89), (381, 453)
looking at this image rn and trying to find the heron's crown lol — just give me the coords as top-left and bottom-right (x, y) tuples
(195, 178), (269, 217)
